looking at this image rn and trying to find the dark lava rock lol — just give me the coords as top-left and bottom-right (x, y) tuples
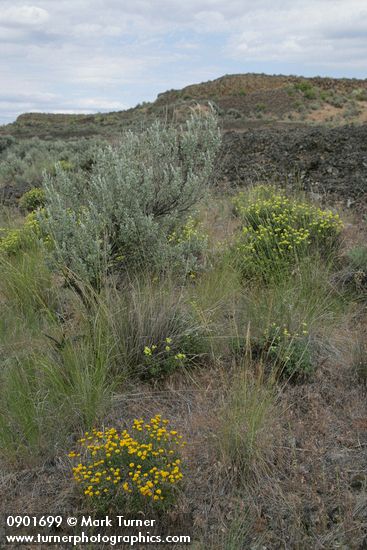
(216, 124), (367, 208)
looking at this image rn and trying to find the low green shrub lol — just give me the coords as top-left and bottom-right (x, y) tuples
(348, 245), (367, 271)
(326, 94), (346, 108)
(232, 185), (343, 281)
(18, 187), (46, 212)
(227, 108), (242, 119)
(294, 82), (318, 100)
(0, 212), (42, 255)
(351, 88), (367, 102)
(229, 321), (312, 379)
(258, 322), (312, 379)
(141, 333), (204, 379)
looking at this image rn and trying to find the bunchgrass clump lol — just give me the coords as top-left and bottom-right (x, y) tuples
(101, 274), (208, 380)
(232, 185), (343, 281)
(219, 370), (276, 479)
(0, 242), (55, 316)
(69, 416), (186, 512)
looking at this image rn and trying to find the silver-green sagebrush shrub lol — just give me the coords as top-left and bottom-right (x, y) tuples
(39, 112), (221, 287)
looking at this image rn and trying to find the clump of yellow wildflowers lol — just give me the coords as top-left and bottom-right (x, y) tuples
(233, 186), (343, 281)
(168, 216), (206, 246)
(18, 187), (46, 212)
(142, 337), (188, 378)
(0, 211), (43, 255)
(69, 415), (186, 510)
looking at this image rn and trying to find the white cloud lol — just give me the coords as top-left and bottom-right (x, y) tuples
(0, 5), (49, 27)
(72, 23), (122, 37)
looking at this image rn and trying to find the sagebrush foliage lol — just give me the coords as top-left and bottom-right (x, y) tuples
(0, 136), (103, 189)
(39, 112), (221, 287)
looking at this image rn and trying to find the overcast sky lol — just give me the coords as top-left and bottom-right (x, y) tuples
(0, 0), (366, 124)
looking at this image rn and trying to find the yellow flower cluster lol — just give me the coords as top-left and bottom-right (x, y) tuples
(0, 212), (42, 255)
(143, 338), (186, 362)
(19, 187), (46, 212)
(168, 216), (205, 245)
(265, 321), (309, 341)
(233, 186), (343, 278)
(69, 415), (186, 504)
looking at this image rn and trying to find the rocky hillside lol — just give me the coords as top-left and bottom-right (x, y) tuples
(1, 73), (366, 209)
(217, 124), (367, 209)
(1, 73), (367, 139)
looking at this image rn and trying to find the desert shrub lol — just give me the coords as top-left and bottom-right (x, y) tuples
(58, 159), (74, 171)
(320, 91), (330, 101)
(167, 215), (208, 277)
(230, 322), (312, 379)
(141, 334), (203, 378)
(257, 322), (312, 378)
(295, 82), (318, 100)
(232, 185), (343, 281)
(304, 88), (318, 100)
(39, 112), (221, 288)
(0, 135), (15, 154)
(69, 416), (186, 512)
(0, 211), (42, 256)
(18, 187), (46, 212)
(344, 245), (367, 293)
(0, 137), (104, 190)
(343, 102), (361, 118)
(255, 103), (266, 112)
(351, 88), (367, 102)
(348, 245), (367, 271)
(327, 94), (346, 108)
(227, 108), (242, 119)
(310, 102), (321, 111)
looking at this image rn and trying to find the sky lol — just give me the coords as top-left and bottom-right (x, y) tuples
(0, 0), (366, 124)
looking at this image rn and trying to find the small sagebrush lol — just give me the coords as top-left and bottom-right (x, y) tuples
(39, 112), (221, 288)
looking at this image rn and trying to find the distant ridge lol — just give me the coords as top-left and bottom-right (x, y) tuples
(1, 73), (367, 139)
